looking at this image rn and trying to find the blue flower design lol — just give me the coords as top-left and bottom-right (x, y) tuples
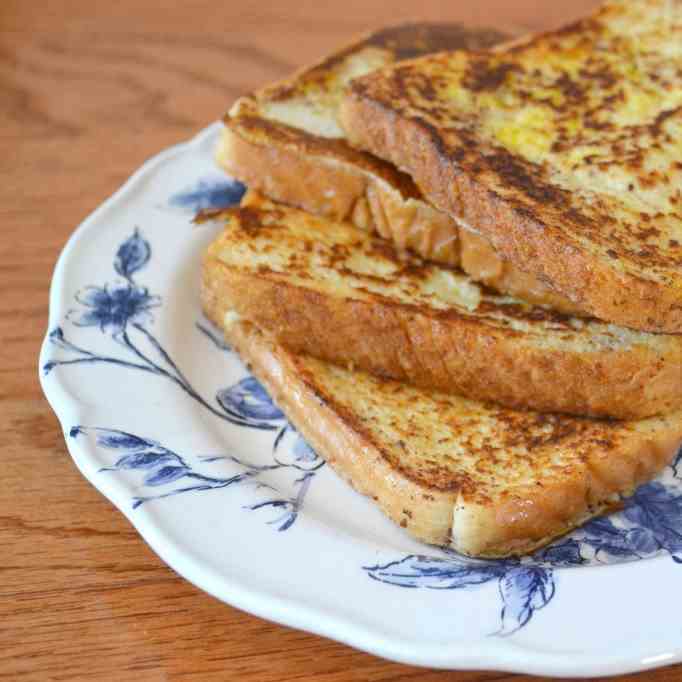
(623, 482), (682, 555)
(114, 228), (150, 280)
(69, 230), (158, 332)
(45, 229), (279, 431)
(365, 553), (558, 636)
(577, 516), (660, 560)
(72, 425), (187, 472)
(243, 423), (325, 529)
(498, 566), (555, 634)
(74, 426), (323, 527)
(365, 448), (682, 636)
(169, 177), (245, 212)
(74, 418), (325, 530)
(532, 538), (585, 566)
(46, 177), (682, 640)
(366, 554), (506, 590)
(569, 479), (682, 562)
(71, 284), (159, 332)
(217, 377), (284, 422)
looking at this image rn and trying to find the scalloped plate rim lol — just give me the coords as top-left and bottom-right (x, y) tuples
(38, 122), (682, 678)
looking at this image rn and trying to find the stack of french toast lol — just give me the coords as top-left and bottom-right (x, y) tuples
(201, 0), (682, 558)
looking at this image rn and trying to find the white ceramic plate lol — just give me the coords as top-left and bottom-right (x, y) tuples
(40, 123), (682, 678)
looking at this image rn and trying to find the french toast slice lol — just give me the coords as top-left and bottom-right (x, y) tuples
(200, 314), (682, 558)
(220, 22), (583, 315)
(199, 194), (682, 419)
(341, 0), (682, 333)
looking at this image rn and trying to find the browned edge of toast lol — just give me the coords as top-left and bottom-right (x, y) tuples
(200, 204), (682, 420)
(200, 292), (682, 557)
(218, 118), (464, 265)
(340, 75), (682, 334)
(220, 21), (588, 315)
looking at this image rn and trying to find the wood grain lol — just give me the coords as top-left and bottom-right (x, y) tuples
(2, 1), (680, 679)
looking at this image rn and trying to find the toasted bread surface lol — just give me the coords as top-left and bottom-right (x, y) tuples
(200, 194), (682, 419)
(216, 124), (463, 266)
(341, 1), (682, 333)
(221, 22), (583, 314)
(201, 312), (682, 558)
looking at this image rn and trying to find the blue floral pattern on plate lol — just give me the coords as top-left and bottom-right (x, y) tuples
(70, 423), (323, 530)
(365, 455), (682, 634)
(42, 174), (682, 637)
(169, 176), (245, 212)
(44, 212), (325, 529)
(45, 228), (275, 431)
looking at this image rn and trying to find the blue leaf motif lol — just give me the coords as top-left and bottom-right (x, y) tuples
(578, 516), (649, 559)
(365, 554), (505, 589)
(498, 566), (555, 635)
(622, 482), (682, 555)
(217, 377), (284, 421)
(114, 229), (151, 280)
(356, 444), (682, 636)
(532, 538), (585, 566)
(50, 327), (65, 342)
(169, 177), (246, 212)
(581, 515), (621, 536)
(45, 225), (281, 430)
(113, 451), (181, 470)
(622, 526), (661, 555)
(144, 465), (189, 486)
(95, 432), (155, 451)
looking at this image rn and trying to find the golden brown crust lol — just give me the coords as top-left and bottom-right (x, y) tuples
(217, 124), (461, 265)
(231, 22), (510, 120)
(198, 301), (682, 557)
(205, 260), (682, 419)
(219, 123), (586, 315)
(341, 90), (682, 333)
(339, 4), (682, 333)
(220, 21), (584, 314)
(201, 200), (682, 420)
(223, 115), (421, 196)
(205, 314), (460, 547)
(460, 417), (682, 557)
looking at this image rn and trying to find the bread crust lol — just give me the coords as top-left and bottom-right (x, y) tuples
(339, 11), (682, 335)
(201, 202), (682, 420)
(221, 20), (584, 315)
(200, 304), (682, 558)
(210, 315), (460, 547)
(341, 91), (682, 333)
(217, 123), (462, 266)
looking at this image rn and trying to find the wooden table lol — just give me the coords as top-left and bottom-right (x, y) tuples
(3, 1), (678, 679)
